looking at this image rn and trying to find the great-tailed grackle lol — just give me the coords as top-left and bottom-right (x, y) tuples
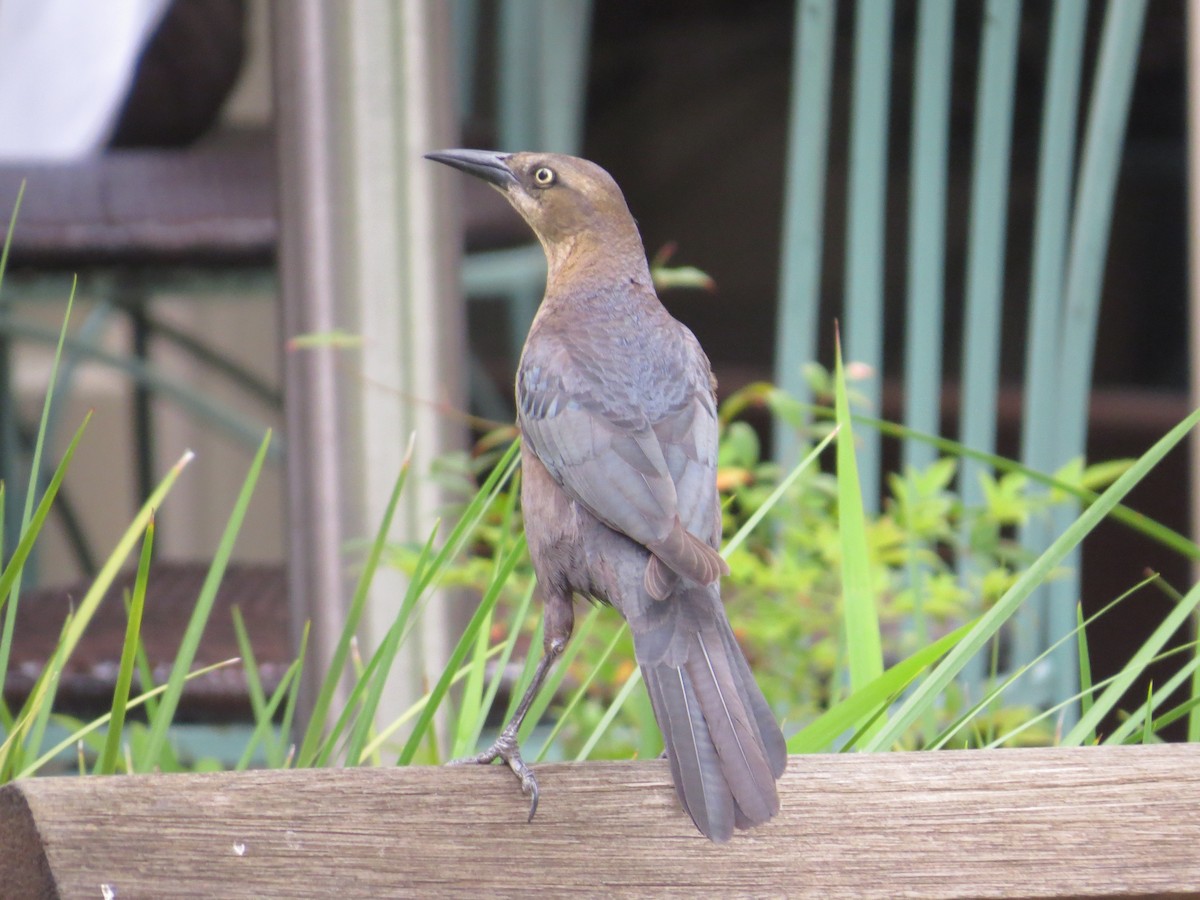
(426, 149), (786, 842)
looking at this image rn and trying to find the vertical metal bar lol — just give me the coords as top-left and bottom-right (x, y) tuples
(538, 0), (593, 154)
(1047, 0), (1148, 710)
(1013, 0), (1088, 703)
(498, 0), (537, 150)
(497, 0), (592, 349)
(368, 0), (465, 726)
(271, 0), (357, 725)
(902, 0), (955, 475)
(1186, 0), (1200, 741)
(774, 0), (837, 467)
(126, 284), (156, 507)
(1056, 0), (1149, 465)
(272, 0), (464, 731)
(956, 0), (1020, 690)
(843, 0), (894, 513)
(958, 0), (1021, 498)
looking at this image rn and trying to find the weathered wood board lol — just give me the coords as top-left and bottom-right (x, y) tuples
(3, 744), (1199, 898)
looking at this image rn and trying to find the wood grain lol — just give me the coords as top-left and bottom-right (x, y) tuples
(3, 744), (1199, 898)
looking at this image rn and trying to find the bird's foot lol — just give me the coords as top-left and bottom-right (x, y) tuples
(449, 730), (540, 822)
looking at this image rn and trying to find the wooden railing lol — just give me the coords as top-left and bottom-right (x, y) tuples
(3, 744), (1199, 897)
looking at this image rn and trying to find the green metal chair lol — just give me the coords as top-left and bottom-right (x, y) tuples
(773, 0), (1148, 714)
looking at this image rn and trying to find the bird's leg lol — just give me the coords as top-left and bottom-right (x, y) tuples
(450, 590), (574, 822)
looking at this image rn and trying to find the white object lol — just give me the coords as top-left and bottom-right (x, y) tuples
(0, 0), (171, 159)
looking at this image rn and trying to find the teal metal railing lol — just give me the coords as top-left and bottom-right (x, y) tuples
(774, 0), (1149, 716)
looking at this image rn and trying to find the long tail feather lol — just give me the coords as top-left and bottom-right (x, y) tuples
(633, 584), (785, 841)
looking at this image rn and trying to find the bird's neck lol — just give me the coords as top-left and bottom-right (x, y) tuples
(539, 225), (652, 298)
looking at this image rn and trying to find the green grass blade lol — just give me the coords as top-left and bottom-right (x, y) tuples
(17, 276), (76, 530)
(1143, 683), (1159, 744)
(301, 438), (521, 767)
(402, 440), (522, 604)
(516, 604), (599, 747)
(0, 412), (83, 708)
(96, 516), (155, 774)
(0, 405), (87, 709)
(0, 483), (6, 735)
(772, 388), (1200, 561)
(574, 666), (643, 761)
(14, 659), (239, 778)
(1192, 611), (1200, 742)
(1076, 601), (1095, 742)
(4, 615), (65, 767)
(935, 577), (1155, 750)
(131, 620), (161, 723)
(309, 528), (441, 768)
(395, 535), (528, 765)
(501, 617), (545, 727)
(0, 180), (24, 282)
(232, 606), (268, 729)
(240, 608), (308, 768)
(788, 620), (973, 753)
(1104, 652), (1200, 748)
(1141, 683), (1200, 737)
(137, 432), (270, 771)
(940, 590), (1154, 751)
(296, 435), (416, 766)
(837, 686), (909, 752)
(335, 526), (442, 766)
(854, 408), (1198, 561)
(277, 621), (309, 767)
(533, 606), (613, 762)
(57, 447), (192, 669)
(452, 480), (522, 757)
(453, 597), (495, 755)
(458, 579), (537, 758)
(1064, 578), (1200, 746)
(863, 406), (1200, 751)
(834, 337), (883, 694)
(359, 644), (506, 761)
(0, 272), (78, 709)
(235, 657), (303, 771)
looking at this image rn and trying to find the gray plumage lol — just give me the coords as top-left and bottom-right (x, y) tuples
(427, 149), (786, 842)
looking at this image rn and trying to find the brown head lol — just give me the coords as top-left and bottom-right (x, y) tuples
(426, 149), (649, 284)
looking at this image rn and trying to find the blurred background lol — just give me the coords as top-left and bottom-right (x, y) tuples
(0, 0), (1193, 733)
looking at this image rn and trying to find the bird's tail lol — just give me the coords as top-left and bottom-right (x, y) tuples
(632, 584), (787, 842)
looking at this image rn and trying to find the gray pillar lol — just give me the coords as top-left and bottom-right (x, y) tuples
(272, 0), (464, 733)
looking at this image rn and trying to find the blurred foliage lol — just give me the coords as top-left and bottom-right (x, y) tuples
(390, 366), (1129, 758)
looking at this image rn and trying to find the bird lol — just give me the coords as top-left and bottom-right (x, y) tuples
(426, 148), (787, 843)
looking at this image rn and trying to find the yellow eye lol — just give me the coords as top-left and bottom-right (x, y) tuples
(533, 166), (556, 187)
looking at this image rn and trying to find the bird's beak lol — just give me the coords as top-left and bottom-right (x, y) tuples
(425, 149), (518, 188)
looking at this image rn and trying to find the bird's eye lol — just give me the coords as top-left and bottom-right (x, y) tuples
(533, 166), (556, 187)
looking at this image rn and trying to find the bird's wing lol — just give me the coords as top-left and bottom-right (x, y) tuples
(518, 332), (726, 592)
(518, 347), (680, 547)
(651, 375), (721, 545)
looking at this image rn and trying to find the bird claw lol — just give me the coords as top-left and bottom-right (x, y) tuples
(449, 730), (540, 822)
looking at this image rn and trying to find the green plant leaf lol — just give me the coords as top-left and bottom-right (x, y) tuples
(1065, 578), (1200, 745)
(1076, 602), (1095, 743)
(96, 515), (155, 775)
(788, 621), (973, 753)
(834, 336), (883, 696)
(863, 405), (1200, 752)
(296, 434), (418, 767)
(14, 658), (239, 778)
(395, 534), (528, 765)
(138, 432), (271, 771)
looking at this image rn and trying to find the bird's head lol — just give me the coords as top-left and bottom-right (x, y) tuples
(426, 149), (646, 279)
